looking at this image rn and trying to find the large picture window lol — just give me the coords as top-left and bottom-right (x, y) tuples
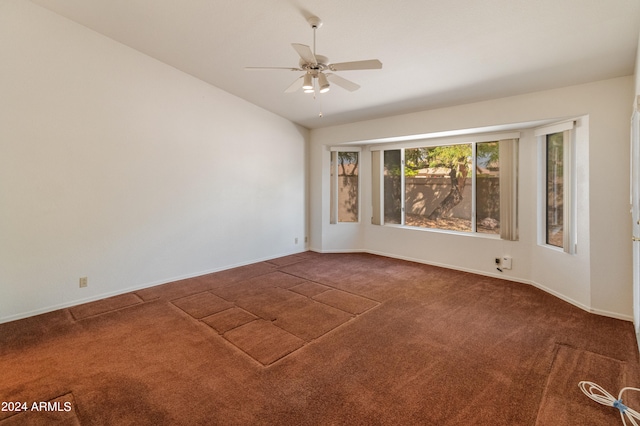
(372, 138), (518, 239)
(404, 144), (474, 232)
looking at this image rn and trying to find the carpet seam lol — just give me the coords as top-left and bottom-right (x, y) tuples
(276, 269), (383, 305)
(69, 299), (146, 322)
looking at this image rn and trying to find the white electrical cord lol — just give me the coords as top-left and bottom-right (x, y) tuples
(578, 381), (640, 426)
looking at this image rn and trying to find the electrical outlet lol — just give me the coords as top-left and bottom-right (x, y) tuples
(295, 237), (299, 244)
(495, 258), (501, 265)
(305, 236), (308, 243)
(79, 277), (88, 288)
(502, 256), (512, 270)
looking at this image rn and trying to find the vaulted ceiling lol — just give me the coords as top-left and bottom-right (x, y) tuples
(30, 0), (640, 129)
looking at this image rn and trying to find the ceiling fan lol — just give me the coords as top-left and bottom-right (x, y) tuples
(245, 16), (382, 95)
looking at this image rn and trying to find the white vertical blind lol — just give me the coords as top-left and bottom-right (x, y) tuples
(371, 150), (382, 225)
(329, 151), (337, 224)
(562, 130), (574, 253)
(499, 139), (519, 241)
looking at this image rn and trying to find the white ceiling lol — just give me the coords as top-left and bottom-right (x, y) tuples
(29, 0), (640, 129)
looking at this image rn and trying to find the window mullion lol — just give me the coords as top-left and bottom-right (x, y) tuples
(330, 151), (337, 224)
(471, 142), (477, 232)
(563, 130), (574, 253)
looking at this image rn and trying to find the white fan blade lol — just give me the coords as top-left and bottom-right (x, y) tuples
(284, 76), (304, 93)
(292, 43), (317, 65)
(326, 73), (360, 92)
(245, 66), (301, 71)
(329, 59), (382, 71)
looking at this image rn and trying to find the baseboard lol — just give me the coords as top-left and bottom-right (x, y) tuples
(317, 248), (634, 323)
(0, 249), (308, 325)
(309, 248), (368, 254)
(528, 280), (633, 322)
(588, 307), (634, 322)
(353, 248), (531, 285)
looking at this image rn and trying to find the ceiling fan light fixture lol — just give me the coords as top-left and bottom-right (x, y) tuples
(302, 73), (313, 90)
(318, 72), (330, 93)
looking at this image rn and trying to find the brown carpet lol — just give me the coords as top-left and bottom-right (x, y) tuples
(536, 344), (640, 425)
(1, 252), (638, 425)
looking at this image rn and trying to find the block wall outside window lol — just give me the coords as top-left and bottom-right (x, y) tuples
(330, 150), (360, 224)
(384, 150), (402, 224)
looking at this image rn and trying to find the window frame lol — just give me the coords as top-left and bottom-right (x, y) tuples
(370, 132), (519, 240)
(403, 142), (475, 231)
(535, 121), (576, 254)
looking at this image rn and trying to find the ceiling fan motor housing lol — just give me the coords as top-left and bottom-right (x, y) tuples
(307, 16), (323, 29)
(300, 55), (329, 74)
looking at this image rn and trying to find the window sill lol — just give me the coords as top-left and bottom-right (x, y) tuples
(380, 223), (503, 240)
(538, 243), (572, 254)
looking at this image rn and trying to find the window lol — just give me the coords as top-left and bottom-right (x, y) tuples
(404, 144), (473, 232)
(477, 142), (501, 234)
(330, 150), (360, 223)
(384, 150), (402, 224)
(535, 120), (575, 253)
(546, 132), (564, 247)
(371, 137), (518, 239)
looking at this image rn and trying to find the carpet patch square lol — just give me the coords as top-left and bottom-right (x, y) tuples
(535, 344), (638, 426)
(210, 271), (306, 301)
(209, 279), (275, 302)
(69, 293), (143, 320)
(313, 289), (379, 314)
(234, 287), (308, 321)
(289, 281), (332, 297)
(224, 320), (304, 365)
(202, 308), (257, 334)
(172, 292), (234, 319)
(273, 300), (353, 341)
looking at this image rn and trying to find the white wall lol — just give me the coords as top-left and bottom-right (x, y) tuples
(0, 0), (308, 323)
(310, 77), (634, 320)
